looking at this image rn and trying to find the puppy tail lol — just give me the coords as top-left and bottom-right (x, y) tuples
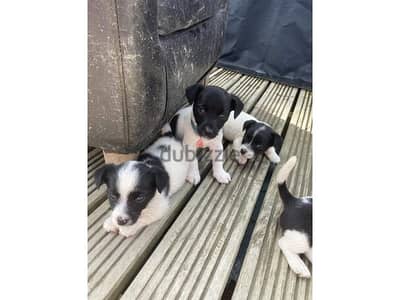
(277, 156), (297, 206)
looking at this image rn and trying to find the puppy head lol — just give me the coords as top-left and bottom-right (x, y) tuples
(239, 120), (282, 160)
(94, 161), (169, 226)
(186, 84), (244, 139)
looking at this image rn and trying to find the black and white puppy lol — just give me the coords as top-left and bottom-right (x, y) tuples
(94, 131), (190, 238)
(277, 156), (312, 278)
(223, 111), (282, 165)
(169, 84), (244, 184)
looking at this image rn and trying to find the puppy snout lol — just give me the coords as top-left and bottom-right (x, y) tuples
(240, 148), (247, 155)
(204, 125), (214, 135)
(117, 216), (129, 226)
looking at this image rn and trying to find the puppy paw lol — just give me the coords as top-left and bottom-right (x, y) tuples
(186, 170), (201, 185)
(289, 261), (311, 278)
(236, 155), (248, 165)
(118, 226), (139, 238)
(103, 218), (119, 233)
(266, 148), (281, 164)
(269, 155), (281, 164)
(213, 169), (231, 184)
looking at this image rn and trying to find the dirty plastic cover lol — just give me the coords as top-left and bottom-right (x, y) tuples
(218, 0), (312, 89)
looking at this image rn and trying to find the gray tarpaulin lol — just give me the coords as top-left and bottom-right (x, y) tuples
(218, 0), (312, 89)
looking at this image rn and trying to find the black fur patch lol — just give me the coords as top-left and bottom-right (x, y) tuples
(279, 182), (313, 247)
(242, 121), (282, 154)
(187, 84), (244, 139)
(138, 153), (170, 195)
(169, 114), (179, 138)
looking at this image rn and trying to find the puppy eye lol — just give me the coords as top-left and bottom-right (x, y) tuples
(136, 195), (145, 203)
(197, 106), (206, 114)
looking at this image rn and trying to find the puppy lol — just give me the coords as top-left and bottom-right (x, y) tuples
(277, 156), (312, 278)
(94, 130), (190, 238)
(223, 111), (282, 165)
(169, 83), (244, 184)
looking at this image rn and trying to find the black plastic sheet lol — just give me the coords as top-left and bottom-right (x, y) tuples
(218, 0), (312, 89)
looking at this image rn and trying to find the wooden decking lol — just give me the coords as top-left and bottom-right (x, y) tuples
(87, 68), (312, 300)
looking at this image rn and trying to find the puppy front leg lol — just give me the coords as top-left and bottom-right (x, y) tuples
(118, 222), (146, 238)
(103, 216), (119, 233)
(279, 237), (311, 278)
(233, 137), (247, 165)
(210, 141), (231, 184)
(265, 146), (280, 164)
(185, 143), (201, 185)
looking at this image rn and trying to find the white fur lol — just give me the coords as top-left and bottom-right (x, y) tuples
(111, 162), (140, 226)
(265, 146), (280, 163)
(173, 106), (231, 184)
(105, 133), (190, 238)
(118, 192), (170, 237)
(279, 230), (312, 278)
(117, 161), (140, 199)
(276, 156), (297, 184)
(223, 111), (257, 141)
(144, 135), (190, 195)
(224, 111), (280, 164)
(103, 217), (119, 233)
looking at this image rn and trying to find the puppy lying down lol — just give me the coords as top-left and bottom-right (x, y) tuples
(94, 131), (190, 238)
(223, 111), (282, 165)
(277, 157), (312, 278)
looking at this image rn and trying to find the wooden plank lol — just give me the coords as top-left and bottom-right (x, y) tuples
(88, 148), (103, 161)
(87, 148), (107, 213)
(87, 73), (265, 300)
(121, 82), (298, 300)
(88, 159), (105, 175)
(208, 67), (223, 79)
(88, 184), (107, 214)
(209, 70), (241, 88)
(231, 89), (312, 300)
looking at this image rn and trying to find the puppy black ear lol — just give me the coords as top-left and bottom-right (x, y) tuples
(94, 164), (115, 188)
(152, 167), (170, 194)
(243, 120), (256, 132)
(185, 83), (204, 104)
(272, 131), (283, 153)
(230, 95), (244, 118)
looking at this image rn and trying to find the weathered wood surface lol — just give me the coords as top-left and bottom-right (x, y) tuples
(232, 89), (312, 300)
(87, 68), (313, 300)
(121, 82), (298, 300)
(88, 148), (106, 214)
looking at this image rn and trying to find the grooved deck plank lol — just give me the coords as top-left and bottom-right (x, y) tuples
(88, 148), (106, 214)
(87, 73), (268, 300)
(232, 89), (312, 300)
(121, 82), (298, 300)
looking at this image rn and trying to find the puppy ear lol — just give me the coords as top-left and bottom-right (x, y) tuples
(185, 83), (204, 104)
(151, 167), (170, 194)
(272, 131), (283, 153)
(94, 164), (115, 188)
(230, 95), (244, 118)
(243, 120), (256, 132)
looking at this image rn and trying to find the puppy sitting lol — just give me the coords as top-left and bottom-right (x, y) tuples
(277, 157), (312, 278)
(223, 111), (282, 165)
(94, 131), (190, 238)
(169, 83), (244, 184)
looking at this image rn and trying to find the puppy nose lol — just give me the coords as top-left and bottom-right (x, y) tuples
(117, 216), (128, 225)
(240, 148), (247, 155)
(204, 125), (213, 135)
